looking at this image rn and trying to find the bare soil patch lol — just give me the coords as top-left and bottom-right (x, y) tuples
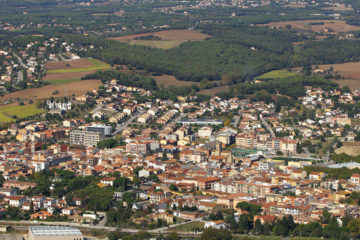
(317, 62), (360, 90)
(45, 59), (95, 70)
(44, 71), (96, 80)
(152, 74), (199, 88)
(0, 80), (101, 101)
(335, 142), (360, 156)
(263, 20), (360, 34)
(110, 30), (210, 42)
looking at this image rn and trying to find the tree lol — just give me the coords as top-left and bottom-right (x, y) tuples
(253, 219), (263, 235)
(238, 214), (251, 234)
(168, 232), (180, 240)
(225, 214), (238, 230)
(273, 224), (287, 236)
(347, 218), (360, 236)
(200, 228), (232, 240)
(162, 151), (168, 161)
(236, 202), (262, 216)
(29, 201), (34, 214)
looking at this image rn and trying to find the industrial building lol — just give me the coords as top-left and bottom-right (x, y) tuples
(28, 226), (83, 240)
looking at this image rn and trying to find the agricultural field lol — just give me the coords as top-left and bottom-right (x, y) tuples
(262, 20), (360, 35)
(110, 30), (211, 49)
(0, 104), (45, 123)
(152, 74), (200, 88)
(44, 58), (111, 84)
(0, 80), (102, 101)
(317, 62), (360, 90)
(256, 70), (298, 80)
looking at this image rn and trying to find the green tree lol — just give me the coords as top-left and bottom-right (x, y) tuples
(200, 228), (232, 240)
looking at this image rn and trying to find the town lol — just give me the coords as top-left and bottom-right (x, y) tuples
(0, 74), (357, 239)
(1, 0), (360, 239)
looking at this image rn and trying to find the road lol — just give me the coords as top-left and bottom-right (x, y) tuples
(0, 219), (203, 236)
(13, 53), (29, 69)
(113, 109), (145, 135)
(148, 219), (202, 233)
(260, 115), (275, 138)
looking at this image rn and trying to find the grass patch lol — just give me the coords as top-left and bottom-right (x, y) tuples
(129, 40), (186, 49)
(47, 59), (110, 74)
(46, 78), (81, 84)
(257, 70), (298, 80)
(233, 236), (322, 240)
(169, 221), (204, 232)
(0, 104), (45, 123)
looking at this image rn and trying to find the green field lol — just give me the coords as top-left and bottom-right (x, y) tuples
(257, 70), (298, 80)
(47, 59), (111, 74)
(0, 104), (45, 123)
(169, 221), (204, 232)
(129, 40), (186, 49)
(46, 78), (81, 84)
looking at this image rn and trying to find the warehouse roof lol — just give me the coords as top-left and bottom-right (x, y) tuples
(29, 226), (82, 236)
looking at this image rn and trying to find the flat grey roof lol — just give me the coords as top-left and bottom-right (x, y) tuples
(29, 226), (82, 236)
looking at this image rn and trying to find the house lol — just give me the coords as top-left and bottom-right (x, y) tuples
(100, 177), (116, 187)
(31, 210), (53, 220)
(198, 126), (213, 138)
(254, 215), (277, 224)
(6, 196), (26, 207)
(132, 203), (146, 211)
(204, 220), (226, 229)
(0, 188), (17, 197)
(350, 174), (360, 185)
(197, 177), (222, 190)
(149, 212), (174, 224)
(309, 172), (327, 181)
(62, 207), (78, 216)
(173, 211), (204, 220)
(73, 198), (82, 206)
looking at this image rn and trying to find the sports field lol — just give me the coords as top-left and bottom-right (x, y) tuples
(0, 104), (45, 123)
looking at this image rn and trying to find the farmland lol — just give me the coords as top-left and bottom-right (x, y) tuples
(0, 80), (102, 101)
(110, 30), (211, 49)
(262, 20), (360, 35)
(46, 58), (110, 74)
(0, 104), (45, 123)
(44, 58), (110, 85)
(317, 62), (360, 90)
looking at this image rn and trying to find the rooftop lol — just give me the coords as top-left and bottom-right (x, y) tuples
(29, 226), (82, 236)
